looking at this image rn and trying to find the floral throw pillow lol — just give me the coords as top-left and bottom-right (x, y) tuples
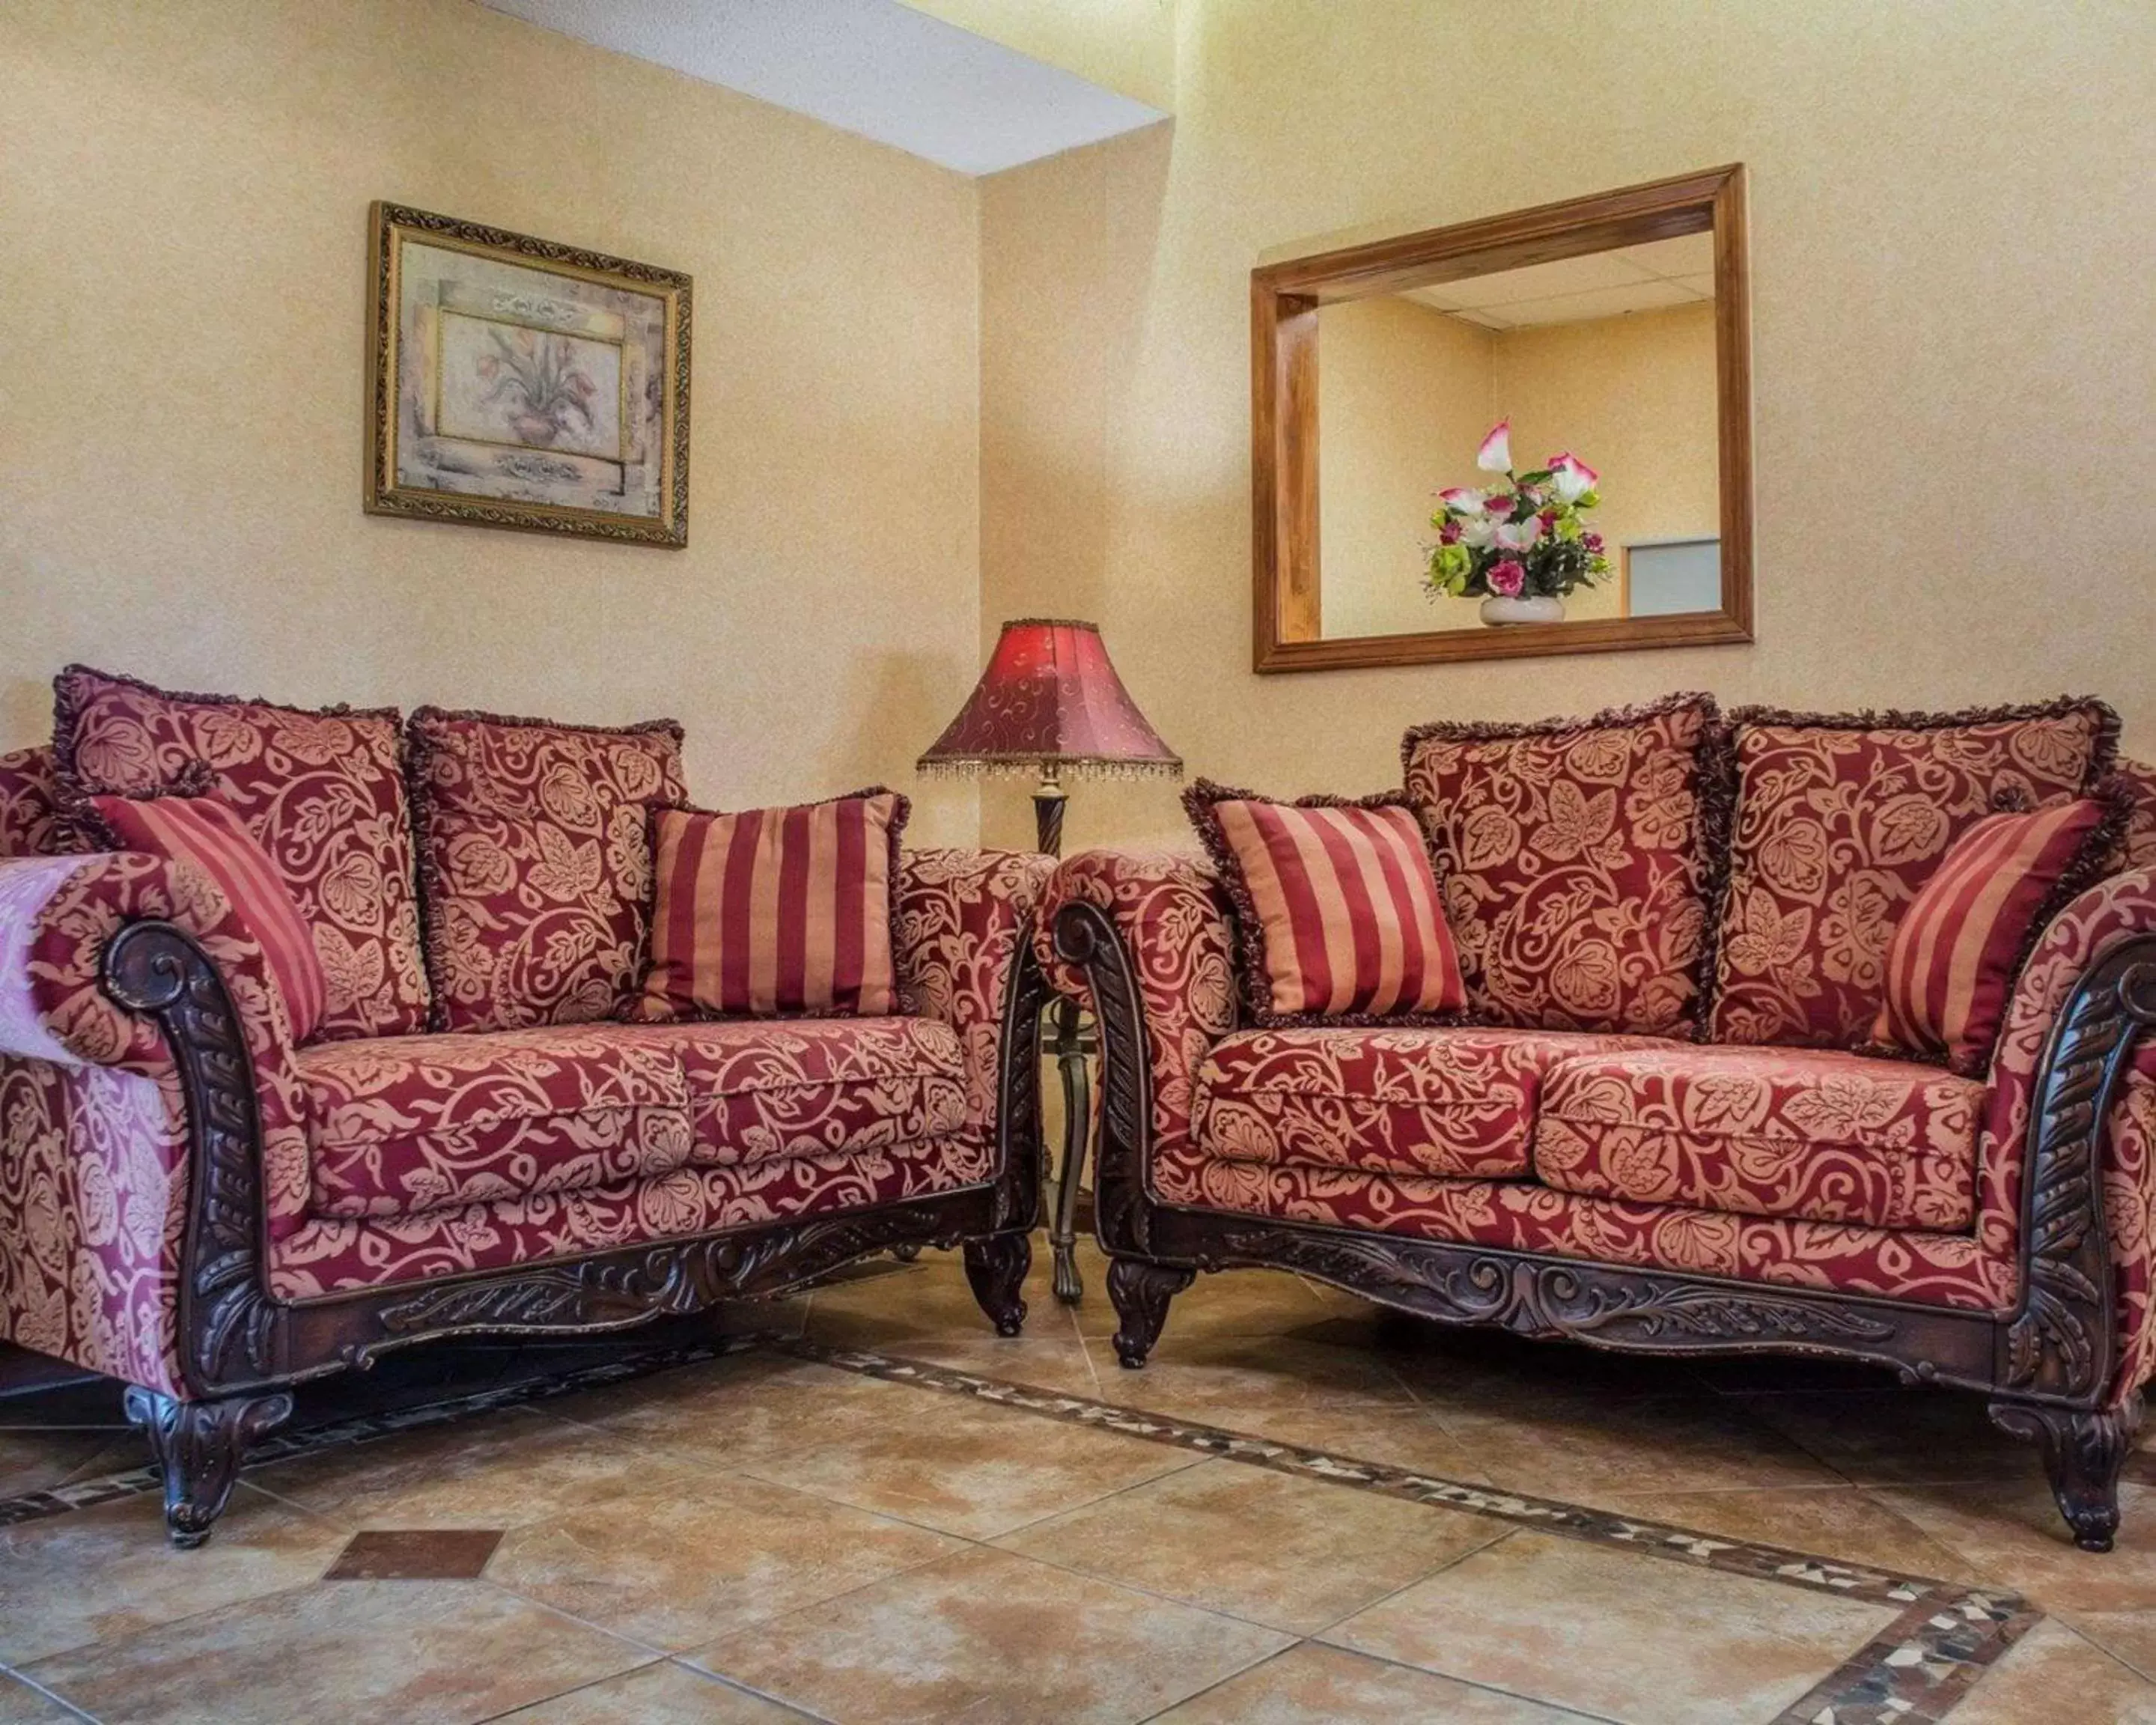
(406, 707), (687, 1033)
(1708, 698), (2117, 1048)
(52, 664), (429, 1038)
(1401, 693), (1721, 1036)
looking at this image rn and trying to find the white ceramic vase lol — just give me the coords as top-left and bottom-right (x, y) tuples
(1479, 594), (1566, 626)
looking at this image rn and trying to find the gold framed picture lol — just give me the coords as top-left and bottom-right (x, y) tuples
(365, 202), (690, 547)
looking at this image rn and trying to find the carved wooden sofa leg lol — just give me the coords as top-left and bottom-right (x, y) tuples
(963, 1232), (1032, 1337)
(1106, 1259), (1193, 1368)
(124, 1387), (295, 1550)
(1990, 1393), (2145, 1554)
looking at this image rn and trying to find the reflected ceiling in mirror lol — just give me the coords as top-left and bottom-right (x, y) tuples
(1252, 166), (1752, 672)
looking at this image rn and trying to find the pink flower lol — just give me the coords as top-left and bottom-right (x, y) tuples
(1488, 559), (1526, 597)
(1484, 494), (1514, 516)
(1477, 421), (1514, 472)
(1437, 487), (1486, 514)
(1583, 532), (1604, 553)
(1538, 510), (1558, 531)
(1548, 451), (1601, 503)
(1439, 520), (1462, 544)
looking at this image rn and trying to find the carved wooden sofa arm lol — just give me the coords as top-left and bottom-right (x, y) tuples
(1050, 860), (2156, 1552)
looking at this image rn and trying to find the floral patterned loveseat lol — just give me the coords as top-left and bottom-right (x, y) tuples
(0, 669), (1053, 1546)
(1041, 693), (2156, 1552)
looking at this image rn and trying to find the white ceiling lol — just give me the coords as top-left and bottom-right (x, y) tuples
(475, 0), (1168, 177)
(1403, 234), (1717, 329)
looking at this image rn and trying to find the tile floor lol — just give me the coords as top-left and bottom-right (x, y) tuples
(1, 1236), (2154, 1724)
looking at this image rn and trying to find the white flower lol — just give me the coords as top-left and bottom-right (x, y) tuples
(1476, 421), (1513, 472)
(1438, 487), (1486, 514)
(1548, 452), (1600, 504)
(1459, 514), (1499, 549)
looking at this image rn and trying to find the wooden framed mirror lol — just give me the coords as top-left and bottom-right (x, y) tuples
(1252, 165), (1752, 672)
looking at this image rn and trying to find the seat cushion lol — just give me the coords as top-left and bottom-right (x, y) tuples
(1401, 693), (1720, 1037)
(0, 745), (61, 858)
(627, 1017), (968, 1166)
(301, 1027), (695, 1220)
(406, 707), (686, 1034)
(1533, 1044), (1983, 1230)
(53, 664), (430, 1038)
(1708, 699), (2115, 1048)
(1193, 1026), (1666, 1180)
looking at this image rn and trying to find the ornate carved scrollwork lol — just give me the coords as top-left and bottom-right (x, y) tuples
(1213, 1229), (1899, 1349)
(103, 920), (284, 1395)
(124, 1387), (293, 1548)
(1989, 1393), (2145, 1553)
(1105, 1259), (1193, 1368)
(1052, 902), (1157, 1258)
(2001, 940), (2156, 1403)
(963, 1233), (1032, 1337)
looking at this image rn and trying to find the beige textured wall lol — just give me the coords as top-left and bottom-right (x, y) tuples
(0, 0), (984, 839)
(1315, 297), (1493, 639)
(980, 0), (2156, 849)
(1492, 302), (1720, 626)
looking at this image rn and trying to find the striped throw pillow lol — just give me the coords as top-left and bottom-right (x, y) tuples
(1186, 780), (1465, 1023)
(636, 791), (908, 1019)
(1872, 796), (2116, 1074)
(91, 793), (329, 1044)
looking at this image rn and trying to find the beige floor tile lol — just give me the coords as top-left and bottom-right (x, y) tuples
(803, 1252), (1014, 1348)
(683, 1544), (1291, 1724)
(1952, 1619), (2156, 1724)
(1434, 1391), (1847, 1501)
(0, 1676), (84, 1725)
(1743, 1386), (2041, 1483)
(0, 1485), (347, 1666)
(1082, 1332), (1420, 1429)
(490, 1659), (816, 1722)
(1151, 1643), (1601, 1724)
(248, 1404), (692, 1532)
(1873, 1477), (2156, 1611)
(1596, 1483), (1981, 1581)
(550, 1354), (908, 1471)
(20, 1579), (647, 1725)
(738, 1378), (1199, 1539)
(0, 1426), (144, 1497)
(488, 1472), (963, 1650)
(995, 1457), (1505, 1632)
(2063, 1607), (2156, 1682)
(1322, 1530), (1898, 1725)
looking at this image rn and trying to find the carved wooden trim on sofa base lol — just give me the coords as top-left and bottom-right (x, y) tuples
(100, 917), (1050, 1544)
(1053, 898), (2156, 1550)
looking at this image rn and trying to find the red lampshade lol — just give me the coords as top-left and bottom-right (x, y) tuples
(918, 618), (1181, 779)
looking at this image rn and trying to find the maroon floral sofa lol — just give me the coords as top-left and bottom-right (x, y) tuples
(1041, 694), (2156, 1551)
(0, 670), (1053, 1545)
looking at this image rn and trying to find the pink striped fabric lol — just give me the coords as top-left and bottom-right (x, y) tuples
(1193, 788), (1465, 1021)
(91, 794), (329, 1044)
(638, 791), (908, 1019)
(1873, 797), (2111, 1074)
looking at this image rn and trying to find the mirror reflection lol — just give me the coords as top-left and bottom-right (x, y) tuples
(1315, 234), (1720, 639)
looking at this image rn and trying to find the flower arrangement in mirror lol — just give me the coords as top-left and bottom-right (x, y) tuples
(1425, 421), (1610, 626)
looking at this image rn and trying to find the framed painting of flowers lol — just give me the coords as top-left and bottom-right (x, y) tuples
(365, 203), (690, 546)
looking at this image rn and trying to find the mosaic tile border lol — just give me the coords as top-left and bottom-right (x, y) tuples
(0, 1328), (2040, 1723)
(782, 1340), (2036, 1725)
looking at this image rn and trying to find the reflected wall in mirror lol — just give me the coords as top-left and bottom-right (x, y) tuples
(1253, 165), (1752, 672)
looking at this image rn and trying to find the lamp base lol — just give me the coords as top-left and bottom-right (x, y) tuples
(1032, 782), (1067, 858)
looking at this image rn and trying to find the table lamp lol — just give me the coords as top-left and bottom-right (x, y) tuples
(918, 618), (1181, 1302)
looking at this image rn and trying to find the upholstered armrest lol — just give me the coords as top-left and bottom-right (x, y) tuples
(1974, 865), (2156, 1408)
(0, 850), (314, 1238)
(0, 851), (296, 1070)
(1039, 850), (1238, 1160)
(896, 848), (1056, 1140)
